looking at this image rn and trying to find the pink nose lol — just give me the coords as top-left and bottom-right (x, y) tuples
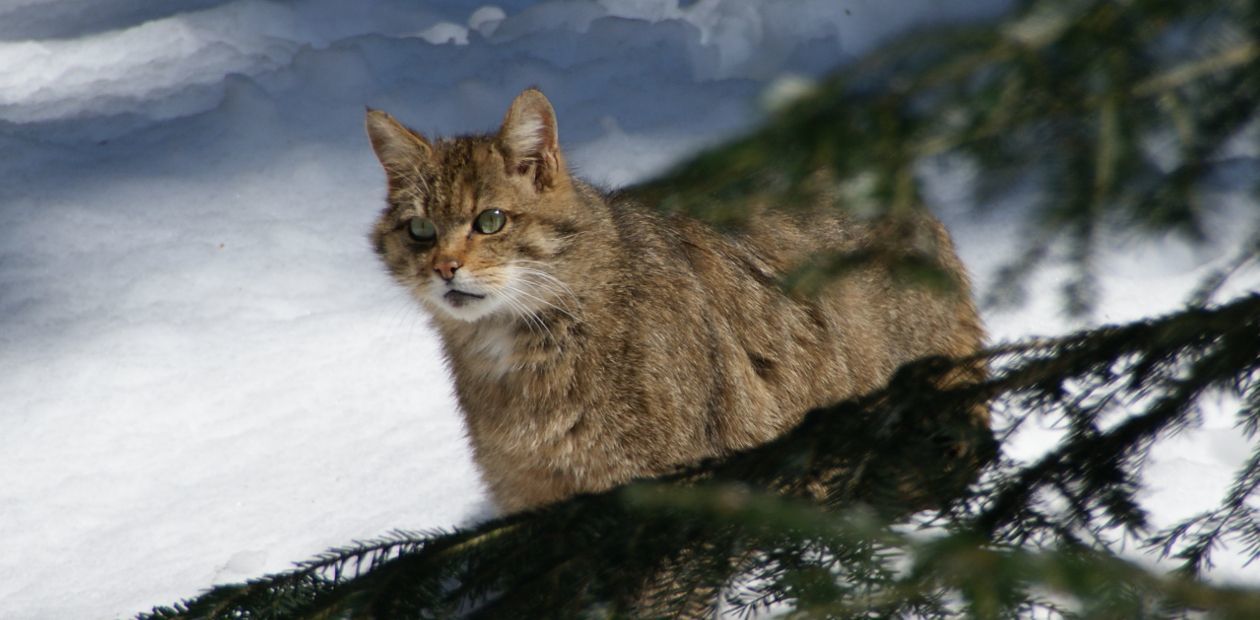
(434, 259), (461, 281)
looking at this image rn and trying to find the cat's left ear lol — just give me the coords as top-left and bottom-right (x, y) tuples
(365, 108), (432, 175)
(498, 88), (566, 191)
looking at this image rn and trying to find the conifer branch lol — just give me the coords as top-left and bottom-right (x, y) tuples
(146, 292), (1260, 618)
(633, 0), (1259, 315)
(1132, 40), (1260, 97)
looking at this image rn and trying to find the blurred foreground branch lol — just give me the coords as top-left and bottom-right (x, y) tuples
(631, 0), (1260, 317)
(148, 292), (1260, 618)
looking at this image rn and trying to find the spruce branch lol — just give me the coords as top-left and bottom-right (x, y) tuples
(146, 292), (1260, 618)
(632, 0), (1259, 316)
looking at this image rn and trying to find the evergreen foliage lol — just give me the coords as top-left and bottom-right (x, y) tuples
(146, 0), (1260, 617)
(632, 0), (1259, 317)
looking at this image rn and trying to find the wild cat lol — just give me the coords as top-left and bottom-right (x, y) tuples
(366, 88), (985, 514)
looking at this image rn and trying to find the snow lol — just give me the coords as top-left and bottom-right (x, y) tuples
(0, 1), (1256, 618)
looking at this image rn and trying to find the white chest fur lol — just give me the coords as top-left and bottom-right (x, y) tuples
(465, 321), (517, 379)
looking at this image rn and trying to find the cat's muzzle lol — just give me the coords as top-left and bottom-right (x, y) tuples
(444, 289), (486, 308)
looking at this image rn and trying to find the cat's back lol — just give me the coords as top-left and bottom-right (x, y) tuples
(601, 194), (985, 451)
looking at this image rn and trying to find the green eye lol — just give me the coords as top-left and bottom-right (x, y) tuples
(474, 209), (507, 235)
(407, 217), (437, 243)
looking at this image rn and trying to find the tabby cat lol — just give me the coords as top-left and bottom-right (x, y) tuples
(367, 88), (985, 514)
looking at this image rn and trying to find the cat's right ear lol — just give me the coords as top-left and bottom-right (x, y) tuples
(497, 89), (565, 191)
(365, 108), (432, 175)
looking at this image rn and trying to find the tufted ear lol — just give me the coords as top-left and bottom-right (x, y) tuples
(365, 108), (432, 176)
(497, 88), (565, 190)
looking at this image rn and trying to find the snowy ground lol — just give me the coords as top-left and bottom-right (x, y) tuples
(1, 1), (1256, 618)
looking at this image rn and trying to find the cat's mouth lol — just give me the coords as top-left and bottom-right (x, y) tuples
(444, 289), (487, 307)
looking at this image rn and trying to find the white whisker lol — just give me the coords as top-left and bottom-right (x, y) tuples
(507, 282), (577, 322)
(508, 263), (582, 317)
(499, 283), (557, 345)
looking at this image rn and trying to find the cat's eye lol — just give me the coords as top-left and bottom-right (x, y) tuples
(474, 209), (507, 235)
(407, 217), (437, 243)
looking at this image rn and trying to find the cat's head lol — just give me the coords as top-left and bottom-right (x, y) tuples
(367, 89), (583, 323)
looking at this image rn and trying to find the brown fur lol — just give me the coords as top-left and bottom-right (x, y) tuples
(366, 89), (986, 514)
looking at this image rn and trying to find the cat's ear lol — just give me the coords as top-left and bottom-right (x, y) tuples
(498, 88), (565, 191)
(365, 108), (432, 174)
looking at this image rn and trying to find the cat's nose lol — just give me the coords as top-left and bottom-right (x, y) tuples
(434, 259), (462, 281)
